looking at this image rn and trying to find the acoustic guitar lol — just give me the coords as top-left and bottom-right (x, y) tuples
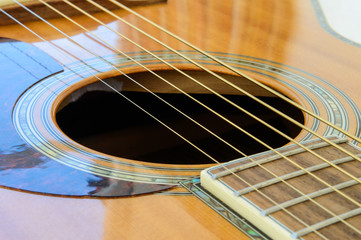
(0, 0), (360, 239)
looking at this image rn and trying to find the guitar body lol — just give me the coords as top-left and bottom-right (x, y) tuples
(0, 0), (360, 239)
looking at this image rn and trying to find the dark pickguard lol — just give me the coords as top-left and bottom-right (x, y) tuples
(0, 38), (171, 197)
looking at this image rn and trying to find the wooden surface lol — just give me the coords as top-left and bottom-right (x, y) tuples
(203, 137), (361, 239)
(0, 0), (361, 239)
(0, 0), (166, 25)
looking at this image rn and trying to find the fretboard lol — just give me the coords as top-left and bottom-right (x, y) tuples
(201, 136), (361, 239)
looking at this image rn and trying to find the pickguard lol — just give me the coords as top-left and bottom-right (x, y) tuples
(0, 38), (171, 197)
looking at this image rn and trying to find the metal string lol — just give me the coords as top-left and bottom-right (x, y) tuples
(109, 0), (361, 144)
(3, 0), (360, 236)
(79, 0), (361, 195)
(12, 0), (361, 235)
(83, 0), (361, 165)
(55, 0), (361, 213)
(0, 5), (329, 239)
(83, 0), (361, 192)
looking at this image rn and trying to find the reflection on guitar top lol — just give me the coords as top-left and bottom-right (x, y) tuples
(0, 0), (361, 239)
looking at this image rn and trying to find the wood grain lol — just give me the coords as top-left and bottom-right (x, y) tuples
(0, 0), (166, 25)
(0, 0), (360, 239)
(206, 138), (361, 239)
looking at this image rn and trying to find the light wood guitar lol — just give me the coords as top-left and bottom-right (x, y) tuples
(0, 0), (360, 239)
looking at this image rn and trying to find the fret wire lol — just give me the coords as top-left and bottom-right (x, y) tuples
(98, 0), (361, 191)
(82, 0), (361, 196)
(213, 138), (348, 179)
(294, 208), (361, 238)
(264, 177), (361, 216)
(58, 0), (361, 208)
(236, 153), (360, 196)
(12, 0), (361, 236)
(5, 0), (360, 236)
(59, 0), (361, 229)
(32, 3), (329, 234)
(109, 0), (361, 144)
(2, 3), (329, 239)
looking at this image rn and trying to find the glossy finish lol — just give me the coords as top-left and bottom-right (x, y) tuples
(0, 38), (171, 196)
(0, 0), (166, 25)
(0, 0), (360, 239)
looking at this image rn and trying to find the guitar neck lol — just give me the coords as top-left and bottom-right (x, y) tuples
(201, 136), (361, 239)
(0, 0), (361, 239)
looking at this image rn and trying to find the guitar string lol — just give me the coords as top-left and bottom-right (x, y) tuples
(0, 43), (69, 97)
(55, 0), (361, 211)
(11, 0), (360, 236)
(9, 1), (360, 236)
(0, 7), (329, 240)
(86, 0), (361, 163)
(60, 0), (361, 191)
(0, 4), (338, 240)
(7, 0), (360, 236)
(109, 0), (361, 144)
(80, 0), (361, 187)
(5, 0), (360, 236)
(46, 2), (361, 235)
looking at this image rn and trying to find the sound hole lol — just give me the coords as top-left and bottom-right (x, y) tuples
(56, 70), (304, 165)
